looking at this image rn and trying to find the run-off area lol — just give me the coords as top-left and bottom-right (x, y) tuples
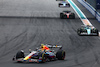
(0, 18), (100, 67)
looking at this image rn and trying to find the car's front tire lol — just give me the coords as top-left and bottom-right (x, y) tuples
(77, 29), (81, 36)
(56, 50), (65, 60)
(16, 50), (25, 60)
(67, 3), (70, 7)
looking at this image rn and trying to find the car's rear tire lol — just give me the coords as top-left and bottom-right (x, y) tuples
(92, 29), (99, 36)
(60, 13), (63, 19)
(72, 13), (75, 19)
(70, 13), (75, 19)
(67, 4), (70, 7)
(96, 29), (99, 36)
(56, 50), (65, 60)
(58, 4), (61, 7)
(95, 29), (98, 36)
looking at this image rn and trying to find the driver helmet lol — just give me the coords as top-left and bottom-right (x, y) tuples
(41, 44), (44, 48)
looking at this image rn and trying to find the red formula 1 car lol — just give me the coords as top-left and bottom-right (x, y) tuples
(60, 11), (75, 19)
(12, 44), (66, 63)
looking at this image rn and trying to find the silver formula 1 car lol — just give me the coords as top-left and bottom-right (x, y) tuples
(77, 25), (99, 36)
(12, 44), (66, 63)
(59, 2), (70, 7)
(60, 11), (75, 19)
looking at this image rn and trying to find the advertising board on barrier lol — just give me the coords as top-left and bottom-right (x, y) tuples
(96, 0), (100, 9)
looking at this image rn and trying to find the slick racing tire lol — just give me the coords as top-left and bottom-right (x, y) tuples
(92, 29), (99, 36)
(96, 32), (99, 36)
(39, 53), (47, 63)
(59, 3), (62, 7)
(60, 13), (63, 19)
(56, 50), (65, 60)
(58, 4), (60, 7)
(72, 13), (75, 19)
(70, 13), (75, 19)
(96, 29), (99, 36)
(77, 29), (81, 36)
(67, 3), (70, 7)
(16, 50), (25, 59)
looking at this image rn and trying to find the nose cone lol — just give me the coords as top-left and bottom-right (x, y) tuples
(63, 3), (66, 6)
(87, 29), (91, 34)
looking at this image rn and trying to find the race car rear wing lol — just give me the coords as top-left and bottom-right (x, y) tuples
(45, 44), (62, 48)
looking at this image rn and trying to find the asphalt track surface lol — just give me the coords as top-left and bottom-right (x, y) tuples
(0, 0), (100, 67)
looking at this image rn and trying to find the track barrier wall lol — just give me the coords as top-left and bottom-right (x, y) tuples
(77, 0), (100, 22)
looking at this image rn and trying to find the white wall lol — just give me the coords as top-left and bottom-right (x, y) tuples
(77, 0), (100, 22)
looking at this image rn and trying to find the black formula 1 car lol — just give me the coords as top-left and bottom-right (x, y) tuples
(60, 11), (75, 19)
(59, 2), (70, 7)
(12, 44), (66, 63)
(77, 25), (99, 36)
